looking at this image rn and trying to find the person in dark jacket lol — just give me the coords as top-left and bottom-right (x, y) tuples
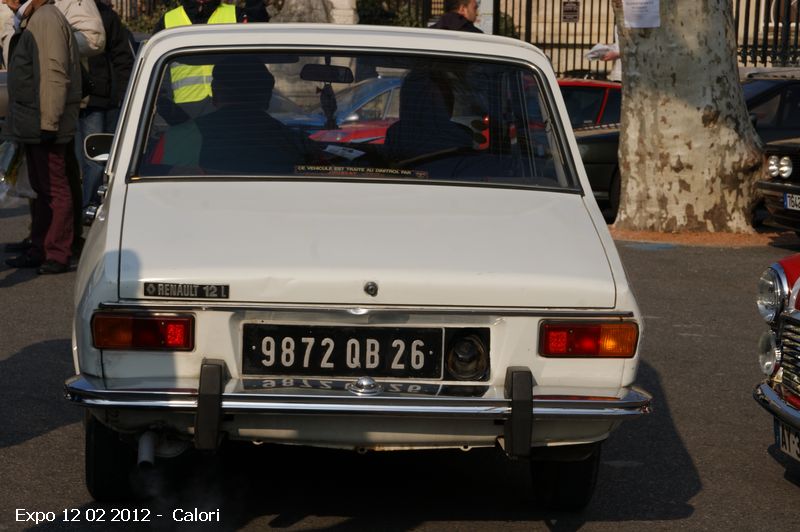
(149, 56), (310, 174)
(243, 0), (269, 22)
(76, 0), (134, 210)
(430, 0), (482, 33)
(2, 0), (82, 274)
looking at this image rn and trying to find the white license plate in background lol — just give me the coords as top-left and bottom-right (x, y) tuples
(776, 419), (800, 462)
(784, 193), (800, 211)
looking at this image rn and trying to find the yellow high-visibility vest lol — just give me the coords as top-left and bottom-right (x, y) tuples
(164, 4), (237, 103)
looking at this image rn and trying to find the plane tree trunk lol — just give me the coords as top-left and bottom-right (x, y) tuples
(612, 0), (762, 232)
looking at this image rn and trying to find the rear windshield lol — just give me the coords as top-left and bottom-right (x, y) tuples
(137, 51), (577, 190)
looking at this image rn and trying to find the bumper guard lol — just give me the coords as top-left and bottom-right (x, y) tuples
(754, 382), (800, 431)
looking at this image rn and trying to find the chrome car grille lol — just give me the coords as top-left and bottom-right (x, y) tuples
(781, 318), (800, 395)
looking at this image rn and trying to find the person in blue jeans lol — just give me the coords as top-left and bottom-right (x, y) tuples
(76, 0), (134, 209)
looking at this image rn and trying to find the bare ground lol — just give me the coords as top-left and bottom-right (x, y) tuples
(609, 225), (800, 249)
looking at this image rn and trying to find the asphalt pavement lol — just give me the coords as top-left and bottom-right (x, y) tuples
(2, 204), (800, 531)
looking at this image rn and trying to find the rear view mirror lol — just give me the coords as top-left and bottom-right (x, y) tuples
(300, 64), (354, 84)
(84, 133), (113, 162)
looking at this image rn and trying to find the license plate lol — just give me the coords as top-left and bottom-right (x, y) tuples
(242, 324), (443, 379)
(775, 419), (800, 462)
(784, 193), (800, 211)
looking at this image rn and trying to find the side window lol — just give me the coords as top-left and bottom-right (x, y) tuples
(560, 87), (604, 127)
(386, 88), (400, 119)
(354, 90), (389, 121)
(780, 87), (800, 129)
(600, 89), (621, 124)
(751, 92), (781, 127)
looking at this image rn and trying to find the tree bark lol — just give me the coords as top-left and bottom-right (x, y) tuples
(271, 0), (334, 23)
(612, 0), (762, 232)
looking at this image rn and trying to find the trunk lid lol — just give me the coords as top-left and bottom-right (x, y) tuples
(118, 181), (616, 308)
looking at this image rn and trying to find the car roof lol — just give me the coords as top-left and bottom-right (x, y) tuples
(143, 24), (549, 66)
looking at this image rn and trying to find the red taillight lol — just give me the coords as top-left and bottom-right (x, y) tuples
(539, 322), (638, 358)
(92, 313), (194, 350)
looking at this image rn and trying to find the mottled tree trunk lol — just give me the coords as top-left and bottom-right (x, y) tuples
(612, 0), (762, 232)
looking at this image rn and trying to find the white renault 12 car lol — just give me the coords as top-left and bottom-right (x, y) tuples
(65, 23), (651, 510)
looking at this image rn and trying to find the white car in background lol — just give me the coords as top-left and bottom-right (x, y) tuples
(65, 23), (651, 510)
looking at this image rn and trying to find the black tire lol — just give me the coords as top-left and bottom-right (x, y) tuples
(530, 443), (601, 512)
(602, 170), (621, 224)
(85, 412), (136, 502)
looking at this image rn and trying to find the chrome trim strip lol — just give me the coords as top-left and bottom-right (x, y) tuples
(754, 382), (800, 430)
(758, 181), (800, 194)
(98, 301), (633, 318)
(65, 376), (651, 420)
(773, 262), (791, 318)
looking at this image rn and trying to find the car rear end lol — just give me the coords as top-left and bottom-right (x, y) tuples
(66, 25), (650, 507)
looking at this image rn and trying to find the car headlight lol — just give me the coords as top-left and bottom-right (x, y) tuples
(757, 266), (788, 323)
(780, 156), (793, 179)
(767, 155), (793, 179)
(768, 155), (780, 177)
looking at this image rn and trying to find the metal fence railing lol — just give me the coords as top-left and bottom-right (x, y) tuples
(112, 0), (157, 21)
(737, 0), (800, 67)
(114, 0), (800, 75)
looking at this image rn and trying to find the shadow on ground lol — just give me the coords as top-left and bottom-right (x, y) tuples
(0, 339), (82, 449)
(31, 362), (698, 531)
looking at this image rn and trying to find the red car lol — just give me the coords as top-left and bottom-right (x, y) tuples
(558, 78), (621, 128)
(310, 78), (622, 144)
(755, 253), (800, 468)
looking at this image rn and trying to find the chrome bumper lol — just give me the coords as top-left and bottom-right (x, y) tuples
(754, 382), (800, 431)
(65, 375), (651, 420)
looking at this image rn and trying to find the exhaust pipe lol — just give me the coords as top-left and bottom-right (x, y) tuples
(137, 431), (157, 468)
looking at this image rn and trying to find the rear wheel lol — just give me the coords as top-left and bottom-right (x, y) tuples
(85, 412), (136, 501)
(530, 442), (601, 511)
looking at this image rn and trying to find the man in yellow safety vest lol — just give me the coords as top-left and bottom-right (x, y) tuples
(153, 0), (247, 123)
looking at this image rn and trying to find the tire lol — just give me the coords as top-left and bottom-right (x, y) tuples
(85, 412), (136, 502)
(530, 443), (601, 512)
(602, 170), (621, 224)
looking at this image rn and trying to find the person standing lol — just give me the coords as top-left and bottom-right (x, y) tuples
(430, 0), (482, 33)
(76, 0), (133, 210)
(2, 0), (82, 274)
(153, 0), (245, 34)
(1, 0), (104, 255)
(153, 0), (245, 124)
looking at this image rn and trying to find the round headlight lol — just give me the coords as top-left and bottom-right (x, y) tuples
(768, 155), (781, 177)
(780, 156), (794, 179)
(758, 331), (781, 376)
(757, 267), (787, 323)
